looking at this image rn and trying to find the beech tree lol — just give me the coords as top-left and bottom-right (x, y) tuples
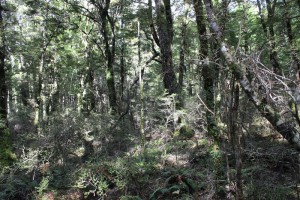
(154, 0), (177, 94)
(0, 3), (7, 124)
(193, 0), (219, 138)
(0, 0), (15, 166)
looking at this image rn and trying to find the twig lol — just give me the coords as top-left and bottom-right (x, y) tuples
(197, 94), (215, 116)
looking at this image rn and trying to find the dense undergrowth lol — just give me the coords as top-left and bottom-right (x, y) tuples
(1, 103), (300, 200)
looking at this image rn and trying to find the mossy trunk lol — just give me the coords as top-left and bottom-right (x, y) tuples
(194, 0), (219, 139)
(99, 0), (118, 113)
(154, 0), (177, 95)
(0, 4), (15, 165)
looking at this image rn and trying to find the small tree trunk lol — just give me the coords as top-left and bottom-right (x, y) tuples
(229, 79), (243, 200)
(178, 0), (189, 107)
(137, 21), (145, 150)
(33, 46), (44, 126)
(0, 51), (7, 122)
(48, 62), (60, 114)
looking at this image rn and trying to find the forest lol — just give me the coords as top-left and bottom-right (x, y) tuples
(0, 0), (300, 199)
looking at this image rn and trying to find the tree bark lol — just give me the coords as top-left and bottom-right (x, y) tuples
(257, 0), (281, 75)
(96, 0), (118, 113)
(148, 0), (160, 48)
(256, 0), (268, 35)
(204, 0), (300, 150)
(178, 0), (189, 107)
(33, 30), (46, 125)
(154, 0), (177, 94)
(65, 1), (118, 113)
(0, 35), (7, 124)
(266, 0), (281, 75)
(194, 0), (219, 138)
(0, 9), (7, 122)
(229, 79), (243, 199)
(0, 2), (15, 165)
(82, 67), (95, 115)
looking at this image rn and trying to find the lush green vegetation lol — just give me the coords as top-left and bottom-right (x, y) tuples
(0, 0), (300, 199)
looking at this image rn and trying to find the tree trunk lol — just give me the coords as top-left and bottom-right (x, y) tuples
(194, 0), (219, 138)
(120, 24), (126, 100)
(257, 0), (281, 75)
(82, 67), (95, 115)
(148, 0), (160, 48)
(34, 31), (46, 126)
(204, 0), (300, 150)
(0, 3), (15, 165)
(138, 21), (145, 150)
(283, 0), (300, 86)
(0, 2), (7, 121)
(47, 61), (60, 115)
(229, 79), (243, 199)
(256, 0), (268, 35)
(266, 0), (281, 75)
(178, 0), (189, 107)
(98, 0), (118, 113)
(154, 0), (177, 94)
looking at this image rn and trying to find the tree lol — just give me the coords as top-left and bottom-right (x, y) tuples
(283, 0), (300, 86)
(65, 0), (119, 113)
(0, 2), (7, 124)
(96, 0), (118, 113)
(257, 0), (281, 75)
(177, 0), (190, 107)
(154, 0), (177, 95)
(194, 0), (219, 138)
(0, 0), (15, 166)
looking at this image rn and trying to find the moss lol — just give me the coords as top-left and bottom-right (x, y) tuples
(106, 70), (112, 80)
(289, 101), (296, 113)
(288, 100), (300, 118)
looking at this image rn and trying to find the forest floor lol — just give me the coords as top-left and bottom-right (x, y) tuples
(1, 113), (300, 200)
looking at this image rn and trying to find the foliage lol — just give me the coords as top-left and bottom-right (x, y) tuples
(36, 176), (50, 198)
(174, 125), (195, 140)
(0, 124), (17, 166)
(245, 183), (295, 200)
(149, 174), (197, 200)
(120, 196), (142, 200)
(0, 165), (36, 199)
(74, 166), (109, 198)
